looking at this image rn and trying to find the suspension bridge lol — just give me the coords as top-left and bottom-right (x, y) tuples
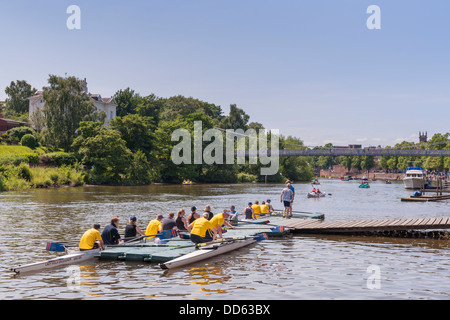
(240, 148), (450, 157)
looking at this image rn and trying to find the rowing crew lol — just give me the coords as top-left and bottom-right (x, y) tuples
(78, 206), (240, 250)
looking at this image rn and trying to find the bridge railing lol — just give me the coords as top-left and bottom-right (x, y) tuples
(238, 148), (450, 157)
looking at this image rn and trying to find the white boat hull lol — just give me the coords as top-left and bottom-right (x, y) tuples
(403, 178), (424, 189)
(160, 239), (256, 270)
(11, 248), (101, 274)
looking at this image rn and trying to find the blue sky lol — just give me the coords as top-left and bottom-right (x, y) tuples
(1, 0), (449, 147)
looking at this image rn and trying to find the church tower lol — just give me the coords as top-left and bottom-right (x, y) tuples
(419, 131), (427, 143)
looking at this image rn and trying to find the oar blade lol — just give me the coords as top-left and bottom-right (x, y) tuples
(157, 229), (178, 240)
(254, 233), (269, 241)
(46, 242), (66, 252)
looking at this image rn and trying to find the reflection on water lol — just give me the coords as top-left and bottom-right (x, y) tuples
(0, 180), (449, 299)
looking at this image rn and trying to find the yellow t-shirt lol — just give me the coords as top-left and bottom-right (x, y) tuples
(210, 213), (225, 230)
(260, 204), (269, 214)
(190, 217), (214, 237)
(146, 219), (162, 238)
(79, 228), (102, 250)
(252, 204), (261, 218)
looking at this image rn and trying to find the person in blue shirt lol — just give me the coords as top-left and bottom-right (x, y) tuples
(229, 205), (238, 224)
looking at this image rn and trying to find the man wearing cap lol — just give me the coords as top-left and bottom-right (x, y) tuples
(79, 223), (105, 251)
(210, 210), (235, 238)
(124, 216), (145, 240)
(244, 202), (255, 220)
(101, 217), (123, 245)
(229, 206), (238, 224)
(145, 214), (164, 238)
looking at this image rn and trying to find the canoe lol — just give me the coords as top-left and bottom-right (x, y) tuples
(307, 192), (325, 198)
(10, 248), (101, 274)
(159, 238), (256, 270)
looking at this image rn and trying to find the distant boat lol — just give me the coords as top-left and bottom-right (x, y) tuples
(403, 166), (425, 189)
(307, 192), (325, 198)
(311, 179), (320, 185)
(182, 180), (193, 185)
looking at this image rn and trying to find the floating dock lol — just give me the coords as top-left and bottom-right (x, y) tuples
(282, 217), (450, 234)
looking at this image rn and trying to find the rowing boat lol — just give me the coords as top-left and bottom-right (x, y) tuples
(159, 238), (256, 270)
(10, 248), (101, 274)
(307, 192), (325, 198)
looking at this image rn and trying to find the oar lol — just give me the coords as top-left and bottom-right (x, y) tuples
(46, 230), (178, 252)
(237, 219), (270, 225)
(225, 226), (288, 233)
(197, 233), (268, 248)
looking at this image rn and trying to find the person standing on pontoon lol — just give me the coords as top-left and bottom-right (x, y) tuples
(281, 183), (294, 218)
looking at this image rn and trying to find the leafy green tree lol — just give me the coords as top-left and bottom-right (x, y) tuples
(113, 88), (142, 117)
(78, 128), (131, 184)
(43, 75), (102, 151)
(110, 114), (156, 159)
(4, 80), (36, 116)
(125, 150), (152, 185)
(219, 104), (250, 130)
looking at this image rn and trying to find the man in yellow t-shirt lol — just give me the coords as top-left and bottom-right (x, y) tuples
(146, 214), (164, 238)
(260, 201), (269, 216)
(188, 212), (217, 244)
(79, 224), (104, 250)
(210, 210), (235, 238)
(252, 200), (261, 218)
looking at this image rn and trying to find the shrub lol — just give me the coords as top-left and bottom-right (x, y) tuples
(43, 152), (78, 166)
(7, 127), (36, 141)
(18, 164), (32, 181)
(237, 172), (258, 183)
(21, 134), (38, 149)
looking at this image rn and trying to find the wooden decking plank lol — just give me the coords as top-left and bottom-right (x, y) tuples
(287, 220), (323, 228)
(412, 218), (426, 226)
(400, 219), (416, 226)
(310, 221), (344, 229)
(426, 218), (439, 225)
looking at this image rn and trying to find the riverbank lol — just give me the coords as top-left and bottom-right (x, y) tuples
(319, 169), (404, 181)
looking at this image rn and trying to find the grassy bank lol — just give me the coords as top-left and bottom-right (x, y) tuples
(0, 164), (85, 191)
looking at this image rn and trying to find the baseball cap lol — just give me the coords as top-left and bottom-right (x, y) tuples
(130, 216), (137, 221)
(157, 214), (164, 219)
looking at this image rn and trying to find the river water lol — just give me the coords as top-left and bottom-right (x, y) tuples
(0, 179), (449, 300)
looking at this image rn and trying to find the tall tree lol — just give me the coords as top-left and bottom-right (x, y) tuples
(4, 80), (36, 116)
(113, 88), (142, 117)
(43, 75), (101, 151)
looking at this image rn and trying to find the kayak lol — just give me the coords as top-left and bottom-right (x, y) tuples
(159, 238), (256, 270)
(359, 183), (370, 188)
(307, 192), (325, 198)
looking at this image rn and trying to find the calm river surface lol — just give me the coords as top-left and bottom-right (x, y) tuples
(0, 179), (449, 300)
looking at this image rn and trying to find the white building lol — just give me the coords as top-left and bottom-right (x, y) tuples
(28, 79), (117, 128)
